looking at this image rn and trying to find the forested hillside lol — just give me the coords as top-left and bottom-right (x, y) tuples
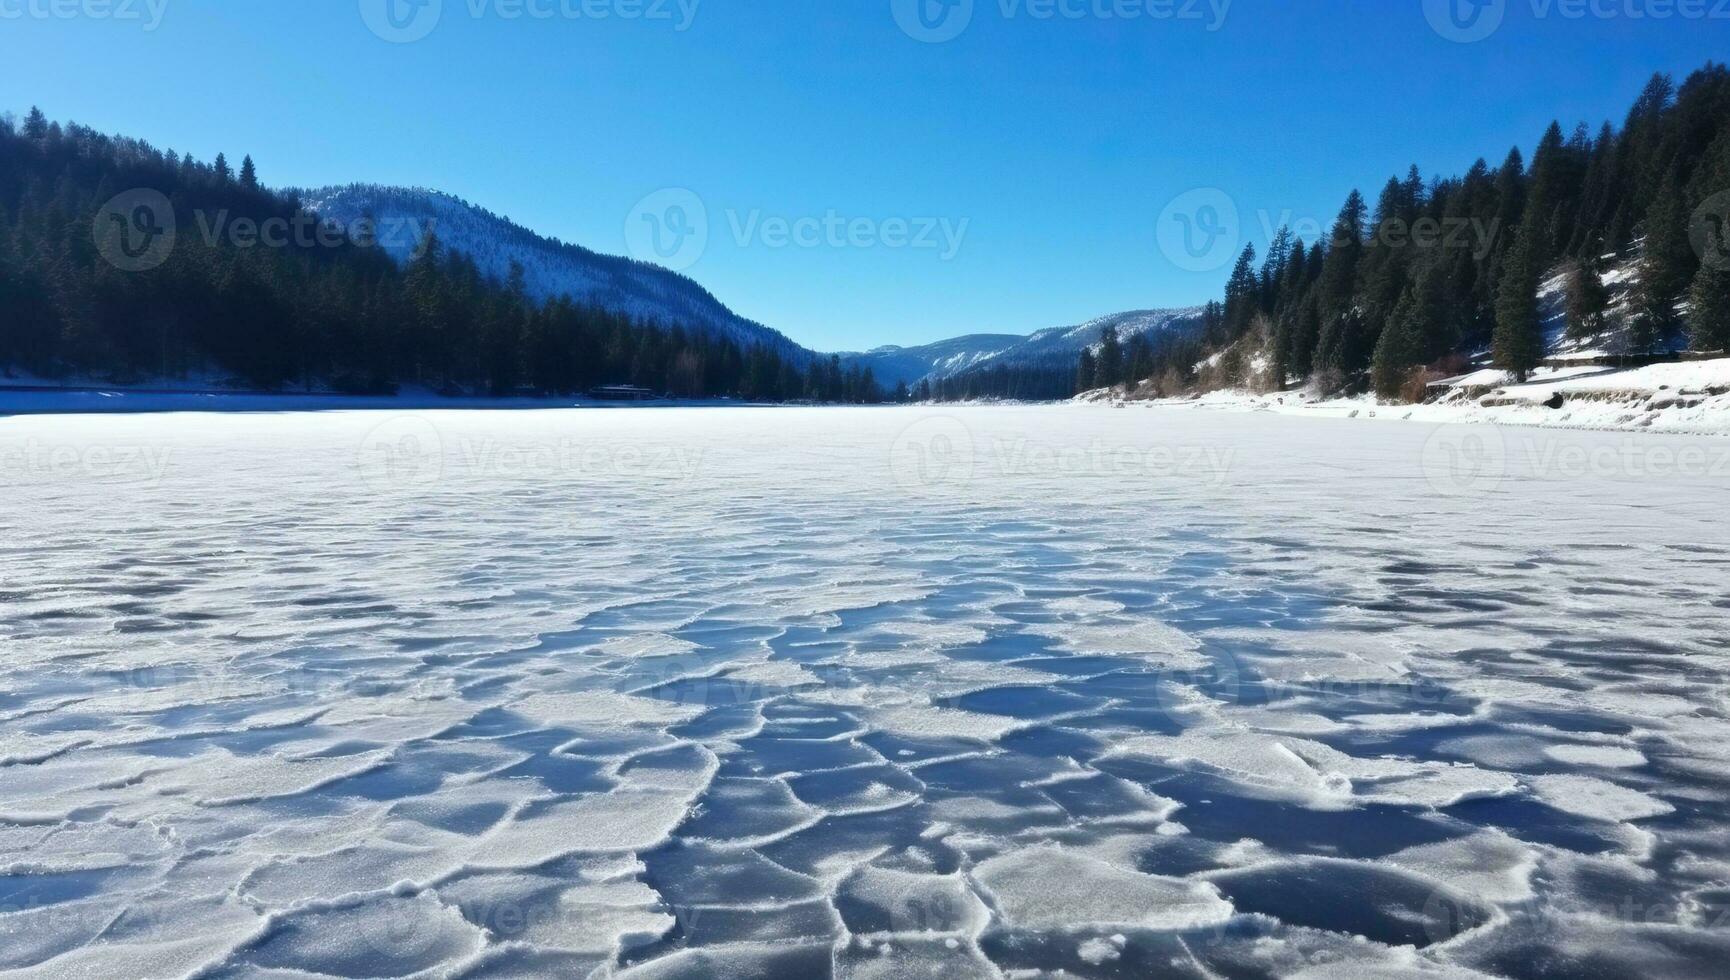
(299, 185), (809, 360)
(0, 110), (879, 402)
(1080, 64), (1730, 402)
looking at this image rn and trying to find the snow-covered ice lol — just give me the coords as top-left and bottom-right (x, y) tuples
(2, 404), (1728, 978)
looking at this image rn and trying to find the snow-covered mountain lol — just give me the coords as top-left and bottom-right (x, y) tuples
(840, 334), (1027, 388)
(295, 186), (1207, 380)
(987, 307), (1208, 366)
(848, 308), (1208, 387)
(298, 185), (809, 360)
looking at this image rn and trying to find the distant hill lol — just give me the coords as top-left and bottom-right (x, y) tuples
(840, 334), (1025, 388)
(299, 185), (812, 361)
(847, 308), (1207, 388)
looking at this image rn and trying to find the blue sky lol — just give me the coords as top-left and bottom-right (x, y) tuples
(2, 0), (1723, 351)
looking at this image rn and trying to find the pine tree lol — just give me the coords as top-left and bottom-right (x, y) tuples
(214, 153), (232, 184)
(1493, 227), (1544, 380)
(1076, 349), (1097, 393)
(23, 107), (48, 139)
(1127, 335), (1153, 385)
(240, 155), (259, 191)
(1097, 325), (1123, 388)
(1313, 308), (1371, 389)
(1628, 173), (1694, 353)
(1223, 243), (1259, 338)
(1689, 261), (1730, 353)
(1277, 237), (1308, 314)
(1408, 262), (1458, 363)
(1259, 227), (1292, 312)
(1288, 294), (1322, 381)
(1317, 190), (1367, 319)
(1522, 122), (1568, 264)
(1371, 287), (1422, 400)
(1563, 254), (1610, 340)
(1570, 122), (1620, 256)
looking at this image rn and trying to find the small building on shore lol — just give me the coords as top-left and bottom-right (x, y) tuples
(588, 385), (663, 402)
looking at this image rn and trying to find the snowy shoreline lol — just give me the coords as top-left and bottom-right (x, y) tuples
(0, 387), (784, 418)
(1085, 357), (1730, 438)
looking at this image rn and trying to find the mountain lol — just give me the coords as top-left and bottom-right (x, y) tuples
(3, 113), (855, 401)
(978, 307), (1208, 369)
(841, 334), (1026, 389)
(848, 308), (1207, 388)
(298, 185), (810, 360)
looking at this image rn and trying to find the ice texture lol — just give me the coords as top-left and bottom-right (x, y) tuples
(2, 405), (1727, 977)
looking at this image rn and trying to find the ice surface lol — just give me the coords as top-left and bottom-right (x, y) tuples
(974, 848), (1234, 932)
(2, 405), (1728, 977)
(1529, 774), (1676, 823)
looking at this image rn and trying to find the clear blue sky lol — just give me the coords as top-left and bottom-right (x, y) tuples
(2, 1), (1722, 351)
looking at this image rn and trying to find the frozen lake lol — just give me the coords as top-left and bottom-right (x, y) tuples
(2, 405), (1728, 979)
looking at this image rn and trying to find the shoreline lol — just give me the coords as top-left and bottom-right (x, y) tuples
(1081, 358), (1730, 439)
(0, 387), (801, 418)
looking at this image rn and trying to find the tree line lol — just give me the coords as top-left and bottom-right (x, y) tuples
(0, 108), (884, 403)
(1064, 63), (1730, 402)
